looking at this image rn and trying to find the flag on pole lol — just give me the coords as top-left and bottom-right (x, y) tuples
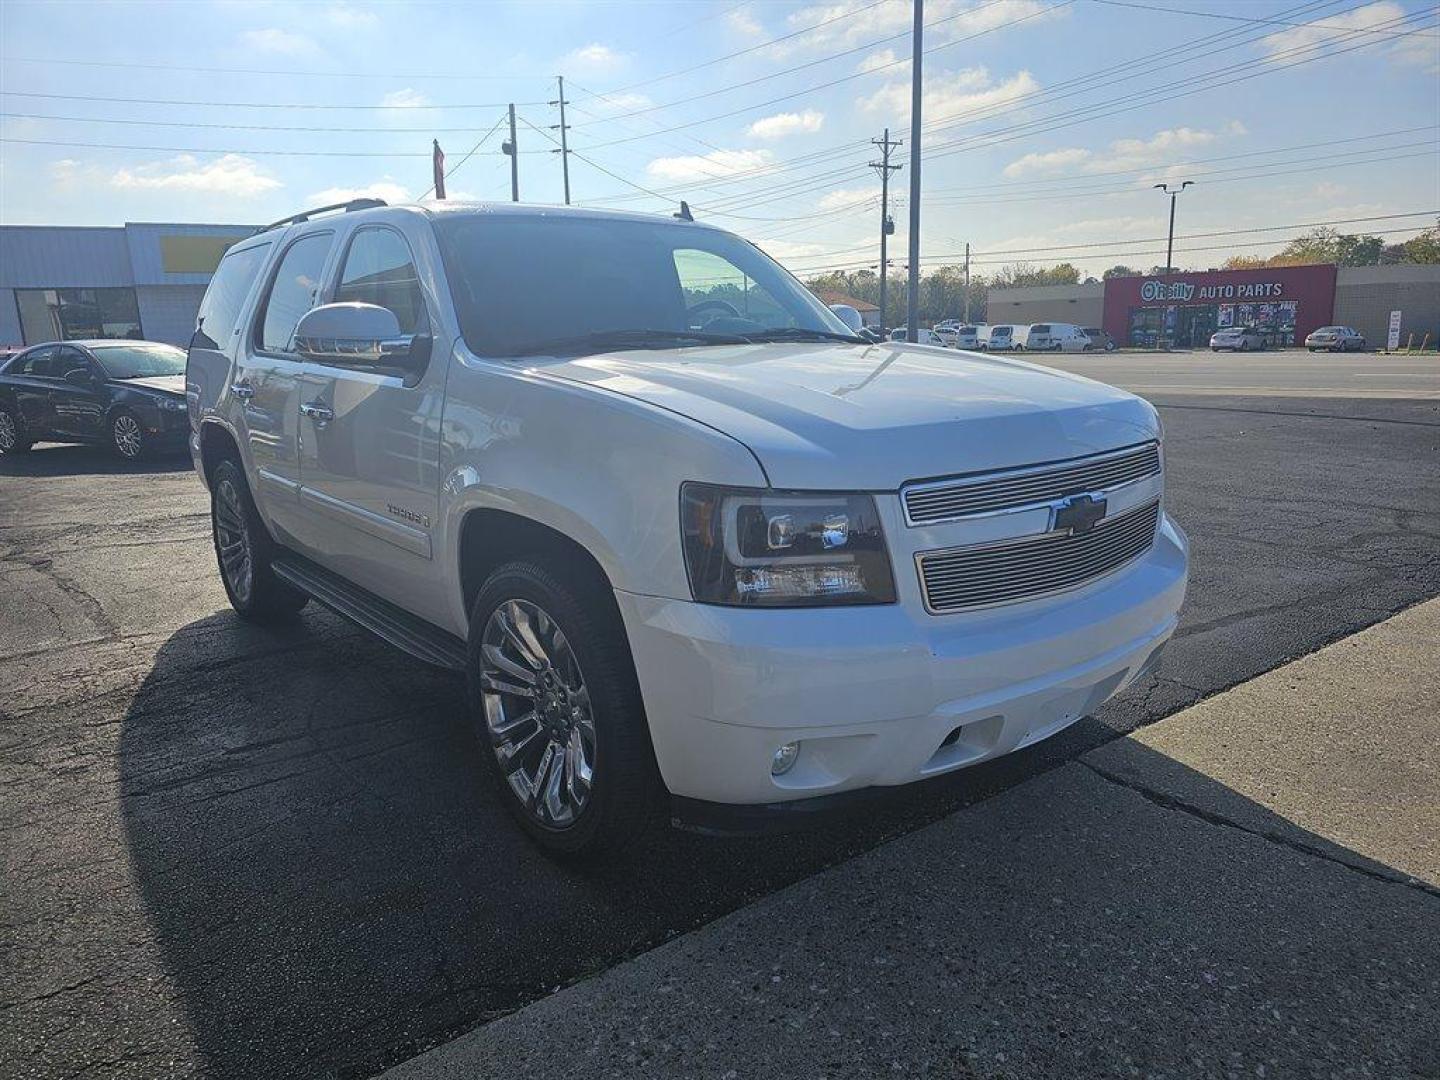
(432, 139), (446, 200)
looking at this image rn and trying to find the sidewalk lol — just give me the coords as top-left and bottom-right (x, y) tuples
(384, 600), (1440, 1080)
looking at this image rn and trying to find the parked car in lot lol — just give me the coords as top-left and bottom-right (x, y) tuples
(187, 199), (1187, 858)
(1209, 325), (1264, 352)
(981, 324), (1018, 350)
(1021, 323), (1091, 352)
(1082, 328), (1118, 352)
(889, 326), (946, 346)
(1304, 325), (1366, 352)
(0, 340), (190, 459)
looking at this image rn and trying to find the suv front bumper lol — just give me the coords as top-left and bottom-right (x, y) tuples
(616, 514), (1187, 807)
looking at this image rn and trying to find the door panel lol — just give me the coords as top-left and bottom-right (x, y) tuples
(48, 347), (106, 439)
(290, 224), (446, 616)
(7, 347), (58, 437)
(233, 230), (334, 540)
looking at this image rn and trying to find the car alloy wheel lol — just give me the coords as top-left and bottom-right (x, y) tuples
(479, 598), (595, 830)
(213, 475), (253, 605)
(0, 410), (16, 452)
(112, 414), (143, 459)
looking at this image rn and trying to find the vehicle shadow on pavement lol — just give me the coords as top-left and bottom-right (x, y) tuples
(117, 614), (1436, 1079)
(0, 443), (191, 477)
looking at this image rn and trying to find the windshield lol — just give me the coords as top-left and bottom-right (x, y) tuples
(434, 214), (853, 357)
(91, 343), (185, 379)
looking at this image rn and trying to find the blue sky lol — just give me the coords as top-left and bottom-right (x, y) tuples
(1, 0), (1436, 278)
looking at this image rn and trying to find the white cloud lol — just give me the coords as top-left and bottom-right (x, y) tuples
(646, 148), (774, 182)
(308, 179), (411, 204)
(110, 154), (281, 197)
(816, 186), (880, 211)
(727, 6), (763, 37)
(584, 91), (653, 114)
(380, 88), (430, 110)
(857, 48), (907, 74)
(1002, 122), (1248, 177)
(1259, 2), (1435, 69)
(753, 239), (834, 262)
(560, 43), (628, 75)
(772, 0), (1059, 59)
(858, 67), (1039, 125)
(747, 109), (825, 139)
(240, 27), (320, 56)
(324, 3), (379, 28)
(1003, 147), (1091, 178)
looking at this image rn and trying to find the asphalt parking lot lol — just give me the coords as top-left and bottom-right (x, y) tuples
(2, 350), (1438, 1078)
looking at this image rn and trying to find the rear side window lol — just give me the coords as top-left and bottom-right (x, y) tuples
(258, 233), (333, 354)
(196, 243), (271, 350)
(334, 228), (428, 334)
(10, 346), (56, 376)
(1031, 324), (1050, 334)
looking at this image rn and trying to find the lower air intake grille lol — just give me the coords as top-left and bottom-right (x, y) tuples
(918, 499), (1161, 613)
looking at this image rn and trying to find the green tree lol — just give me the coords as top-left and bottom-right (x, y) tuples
(1102, 265), (1139, 279)
(1399, 221), (1440, 264)
(1275, 226), (1385, 266)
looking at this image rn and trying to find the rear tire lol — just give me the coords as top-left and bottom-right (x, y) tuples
(468, 559), (661, 860)
(0, 406), (33, 455)
(210, 459), (309, 623)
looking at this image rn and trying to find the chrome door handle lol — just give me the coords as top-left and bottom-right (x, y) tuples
(230, 382), (254, 400)
(300, 401), (334, 427)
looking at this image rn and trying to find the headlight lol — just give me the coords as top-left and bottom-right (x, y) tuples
(154, 396), (186, 411)
(681, 483), (896, 607)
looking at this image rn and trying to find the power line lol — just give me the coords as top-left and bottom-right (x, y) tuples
(0, 137), (431, 158)
(0, 111), (526, 135)
(1085, 0), (1440, 37)
(0, 54), (550, 81)
(0, 89), (546, 110)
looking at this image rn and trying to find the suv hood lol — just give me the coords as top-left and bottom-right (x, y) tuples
(535, 342), (1158, 489)
(122, 375), (186, 395)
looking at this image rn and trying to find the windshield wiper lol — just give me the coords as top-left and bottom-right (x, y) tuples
(507, 328), (752, 357)
(742, 327), (867, 345)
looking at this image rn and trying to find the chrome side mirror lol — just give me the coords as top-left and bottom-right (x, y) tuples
(293, 302), (427, 370)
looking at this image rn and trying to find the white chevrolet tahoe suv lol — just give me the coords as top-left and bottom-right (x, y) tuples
(187, 199), (1188, 857)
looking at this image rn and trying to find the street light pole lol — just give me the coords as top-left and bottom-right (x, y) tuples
(905, 0), (923, 343)
(1154, 181), (1194, 275)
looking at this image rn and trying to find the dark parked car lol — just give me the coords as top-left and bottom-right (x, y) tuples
(0, 340), (190, 460)
(1081, 328), (1118, 352)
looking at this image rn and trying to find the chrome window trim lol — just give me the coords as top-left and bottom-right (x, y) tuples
(901, 441), (1160, 527)
(914, 498), (1161, 615)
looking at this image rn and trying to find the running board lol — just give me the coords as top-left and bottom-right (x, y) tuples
(271, 552), (467, 672)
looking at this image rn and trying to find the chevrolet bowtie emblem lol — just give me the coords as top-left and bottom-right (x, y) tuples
(1053, 494), (1107, 536)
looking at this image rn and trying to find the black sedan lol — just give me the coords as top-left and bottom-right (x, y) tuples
(0, 340), (190, 461)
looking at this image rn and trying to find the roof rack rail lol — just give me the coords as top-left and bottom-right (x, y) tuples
(255, 197), (387, 234)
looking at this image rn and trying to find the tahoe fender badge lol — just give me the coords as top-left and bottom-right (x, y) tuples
(387, 504), (431, 529)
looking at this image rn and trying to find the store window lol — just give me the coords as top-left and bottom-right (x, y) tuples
(15, 288), (142, 344)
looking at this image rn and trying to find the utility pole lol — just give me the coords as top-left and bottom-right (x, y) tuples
(550, 76), (572, 205)
(963, 242), (971, 324)
(1154, 181), (1193, 275)
(870, 128), (902, 332)
(502, 104), (519, 202)
(906, 0), (923, 342)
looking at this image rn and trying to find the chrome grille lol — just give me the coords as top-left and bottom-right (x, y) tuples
(904, 443), (1160, 525)
(918, 499), (1161, 613)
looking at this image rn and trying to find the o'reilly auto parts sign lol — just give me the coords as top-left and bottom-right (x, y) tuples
(1140, 279), (1287, 303)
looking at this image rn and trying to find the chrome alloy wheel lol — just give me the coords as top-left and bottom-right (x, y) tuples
(113, 414), (142, 458)
(479, 599), (595, 829)
(0, 411), (15, 452)
(213, 477), (254, 605)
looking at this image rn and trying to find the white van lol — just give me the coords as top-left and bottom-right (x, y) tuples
(1022, 323), (1091, 352)
(981, 325), (1017, 351)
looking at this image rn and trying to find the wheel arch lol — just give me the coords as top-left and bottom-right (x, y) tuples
(198, 418), (242, 485)
(457, 507), (618, 624)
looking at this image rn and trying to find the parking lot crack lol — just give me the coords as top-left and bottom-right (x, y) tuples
(1079, 759), (1440, 900)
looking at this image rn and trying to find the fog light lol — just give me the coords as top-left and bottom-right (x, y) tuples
(771, 741), (800, 776)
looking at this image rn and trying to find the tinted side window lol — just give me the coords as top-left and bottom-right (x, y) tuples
(13, 346), (57, 376)
(334, 229), (427, 334)
(258, 233), (333, 354)
(196, 243), (271, 350)
(55, 347), (91, 379)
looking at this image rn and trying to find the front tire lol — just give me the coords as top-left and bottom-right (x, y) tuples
(110, 409), (146, 461)
(0, 406), (33, 455)
(210, 459), (309, 622)
(468, 559), (660, 859)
